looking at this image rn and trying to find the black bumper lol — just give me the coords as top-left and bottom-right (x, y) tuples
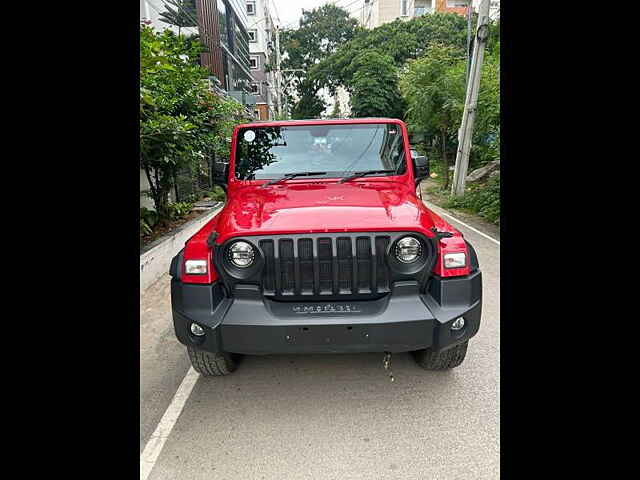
(170, 271), (482, 355)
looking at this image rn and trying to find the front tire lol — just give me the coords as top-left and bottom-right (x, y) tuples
(187, 347), (238, 376)
(413, 341), (468, 370)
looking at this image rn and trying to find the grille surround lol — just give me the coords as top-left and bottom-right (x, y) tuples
(214, 232), (437, 300)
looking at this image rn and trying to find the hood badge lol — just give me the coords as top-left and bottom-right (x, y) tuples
(293, 304), (361, 314)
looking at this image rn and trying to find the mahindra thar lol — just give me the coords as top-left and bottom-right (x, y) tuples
(170, 118), (482, 376)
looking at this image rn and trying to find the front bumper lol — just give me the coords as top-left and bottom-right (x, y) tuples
(170, 271), (482, 355)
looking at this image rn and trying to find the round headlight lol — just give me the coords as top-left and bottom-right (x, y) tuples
(395, 237), (422, 263)
(228, 241), (255, 267)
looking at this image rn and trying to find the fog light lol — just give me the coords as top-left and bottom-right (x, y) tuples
(451, 317), (465, 331)
(190, 323), (205, 336)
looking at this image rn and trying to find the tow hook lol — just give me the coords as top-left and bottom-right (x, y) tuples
(382, 352), (395, 382)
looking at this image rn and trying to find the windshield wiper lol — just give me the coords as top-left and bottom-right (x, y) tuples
(338, 169), (397, 184)
(261, 171), (327, 187)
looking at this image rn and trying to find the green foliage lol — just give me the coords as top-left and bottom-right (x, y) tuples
(280, 4), (359, 117)
(400, 43), (464, 189)
(167, 201), (193, 219)
(444, 174), (500, 224)
(400, 44), (464, 135)
(349, 51), (405, 118)
(291, 82), (327, 119)
(329, 97), (342, 119)
(140, 25), (247, 220)
(158, 0), (197, 29)
(309, 13), (467, 94)
(210, 186), (226, 202)
(140, 207), (159, 237)
(399, 26), (500, 187)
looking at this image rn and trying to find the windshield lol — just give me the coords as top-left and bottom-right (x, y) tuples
(234, 123), (407, 180)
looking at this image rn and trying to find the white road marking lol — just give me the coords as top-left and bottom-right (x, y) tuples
(140, 367), (200, 480)
(425, 202), (500, 245)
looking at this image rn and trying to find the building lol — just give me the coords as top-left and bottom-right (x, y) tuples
(360, 0), (473, 29)
(196, 0), (256, 111)
(246, 0), (280, 120)
(140, 1), (256, 111)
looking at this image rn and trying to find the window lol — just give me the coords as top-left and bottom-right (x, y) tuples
(248, 29), (257, 42)
(235, 124), (407, 180)
(446, 0), (469, 7)
(414, 0), (433, 16)
(246, 1), (255, 15)
(250, 83), (260, 95)
(254, 110), (260, 119)
(400, 0), (408, 16)
(249, 55), (259, 69)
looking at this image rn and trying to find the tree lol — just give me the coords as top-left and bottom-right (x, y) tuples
(290, 79), (326, 119)
(140, 25), (247, 220)
(349, 51), (405, 119)
(309, 12), (467, 95)
(279, 4), (360, 116)
(158, 0), (197, 36)
(400, 44), (465, 190)
(399, 28), (500, 190)
(329, 96), (342, 119)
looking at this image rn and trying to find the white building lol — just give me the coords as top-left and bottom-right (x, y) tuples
(246, 0), (280, 119)
(359, 0), (499, 29)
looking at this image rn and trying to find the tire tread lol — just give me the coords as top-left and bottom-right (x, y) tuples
(187, 347), (236, 376)
(413, 341), (468, 370)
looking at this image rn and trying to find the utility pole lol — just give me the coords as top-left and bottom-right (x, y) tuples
(465, 3), (472, 85)
(451, 0), (491, 197)
(280, 69), (305, 120)
(274, 24), (282, 118)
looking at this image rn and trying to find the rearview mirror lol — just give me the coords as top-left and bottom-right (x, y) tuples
(413, 155), (429, 186)
(213, 160), (229, 192)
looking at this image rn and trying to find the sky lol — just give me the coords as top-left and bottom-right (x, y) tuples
(271, 0), (364, 29)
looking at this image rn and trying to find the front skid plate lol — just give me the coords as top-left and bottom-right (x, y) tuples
(220, 320), (433, 354)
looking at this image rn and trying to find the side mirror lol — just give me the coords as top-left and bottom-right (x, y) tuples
(413, 155), (429, 186)
(213, 160), (229, 192)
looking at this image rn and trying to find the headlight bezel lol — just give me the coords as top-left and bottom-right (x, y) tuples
(227, 240), (256, 268)
(394, 236), (423, 264)
(387, 234), (433, 275)
(221, 239), (263, 280)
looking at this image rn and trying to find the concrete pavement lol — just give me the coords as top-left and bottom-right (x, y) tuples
(140, 201), (500, 479)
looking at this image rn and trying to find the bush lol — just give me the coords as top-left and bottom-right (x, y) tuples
(444, 174), (500, 224)
(167, 201), (193, 220)
(210, 185), (226, 202)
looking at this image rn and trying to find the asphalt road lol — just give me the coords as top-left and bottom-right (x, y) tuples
(140, 201), (500, 479)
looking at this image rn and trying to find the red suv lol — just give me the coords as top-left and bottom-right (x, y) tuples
(170, 118), (482, 376)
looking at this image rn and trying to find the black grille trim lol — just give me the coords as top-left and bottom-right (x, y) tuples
(215, 232), (436, 301)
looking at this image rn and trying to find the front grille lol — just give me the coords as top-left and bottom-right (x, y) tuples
(259, 234), (391, 298)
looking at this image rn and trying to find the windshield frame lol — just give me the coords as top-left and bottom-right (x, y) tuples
(229, 119), (413, 185)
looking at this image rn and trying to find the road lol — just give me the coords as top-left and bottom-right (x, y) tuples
(140, 201), (500, 479)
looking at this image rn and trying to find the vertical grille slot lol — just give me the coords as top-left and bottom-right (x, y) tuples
(318, 238), (333, 294)
(260, 239), (275, 294)
(356, 237), (372, 293)
(255, 234), (394, 299)
(279, 239), (295, 295)
(298, 238), (314, 295)
(375, 236), (391, 293)
(337, 237), (353, 294)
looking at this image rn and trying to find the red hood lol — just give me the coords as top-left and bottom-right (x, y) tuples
(181, 179), (466, 284)
(212, 180), (441, 242)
